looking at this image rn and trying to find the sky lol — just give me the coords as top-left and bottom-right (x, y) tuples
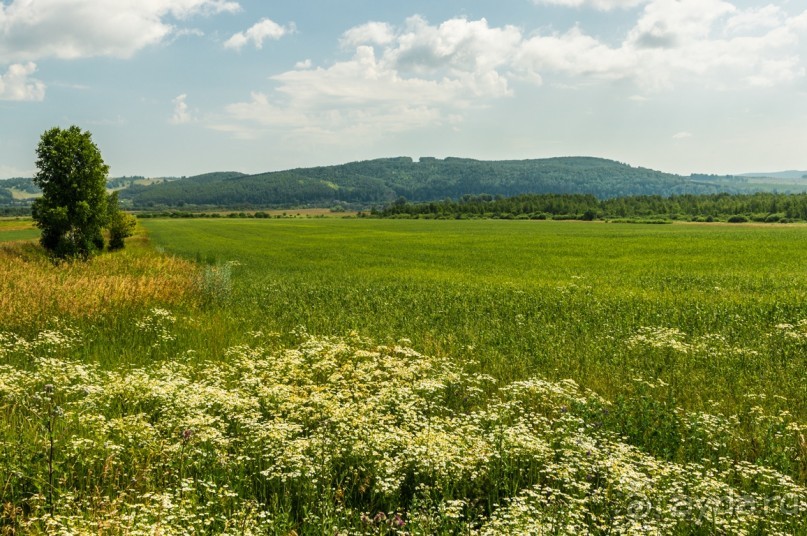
(1, 0), (806, 179)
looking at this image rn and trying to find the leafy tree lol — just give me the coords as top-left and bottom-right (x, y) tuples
(106, 191), (137, 250)
(32, 126), (110, 258)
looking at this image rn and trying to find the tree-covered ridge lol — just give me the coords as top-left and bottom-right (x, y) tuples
(377, 192), (807, 222)
(116, 157), (728, 208)
(6, 157), (807, 209)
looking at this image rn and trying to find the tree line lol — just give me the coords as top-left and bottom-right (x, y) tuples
(375, 192), (807, 222)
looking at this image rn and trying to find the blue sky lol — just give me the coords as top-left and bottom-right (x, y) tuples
(1, 0), (805, 179)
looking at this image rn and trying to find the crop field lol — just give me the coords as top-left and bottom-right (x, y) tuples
(2, 219), (807, 534)
(0, 219), (38, 243)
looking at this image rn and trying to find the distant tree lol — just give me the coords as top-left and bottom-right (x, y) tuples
(31, 126), (110, 258)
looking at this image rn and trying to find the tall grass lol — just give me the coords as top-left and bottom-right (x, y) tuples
(0, 235), (199, 330)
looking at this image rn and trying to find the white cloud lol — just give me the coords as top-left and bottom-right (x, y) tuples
(792, 10), (807, 32)
(515, 0), (807, 90)
(626, 0), (735, 49)
(214, 5), (807, 141)
(170, 94), (192, 124)
(724, 5), (783, 35)
(341, 22), (396, 47)
(272, 46), (469, 106)
(213, 17), (523, 140)
(672, 131), (692, 139)
(388, 16), (521, 90)
(0, 0), (239, 61)
(531, 0), (647, 10)
(625, 0), (805, 89)
(0, 62), (45, 101)
(516, 27), (634, 80)
(224, 18), (292, 50)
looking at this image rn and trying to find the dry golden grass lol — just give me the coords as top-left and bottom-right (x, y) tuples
(0, 234), (200, 327)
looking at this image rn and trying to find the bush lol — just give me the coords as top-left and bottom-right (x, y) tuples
(727, 215), (748, 223)
(108, 211), (137, 250)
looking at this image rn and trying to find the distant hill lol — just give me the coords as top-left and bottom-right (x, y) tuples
(740, 170), (807, 180)
(117, 157), (730, 208)
(0, 173), (214, 205)
(5, 158), (806, 209)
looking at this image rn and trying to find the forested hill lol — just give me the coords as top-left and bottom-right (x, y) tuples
(6, 158), (804, 209)
(117, 157), (726, 208)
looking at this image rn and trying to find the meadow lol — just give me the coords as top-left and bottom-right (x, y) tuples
(0, 219), (38, 243)
(1, 218), (806, 534)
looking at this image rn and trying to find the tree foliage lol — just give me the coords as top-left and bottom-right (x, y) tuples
(377, 191), (807, 222)
(31, 126), (112, 258)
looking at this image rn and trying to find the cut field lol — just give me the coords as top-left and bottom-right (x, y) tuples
(1, 218), (806, 534)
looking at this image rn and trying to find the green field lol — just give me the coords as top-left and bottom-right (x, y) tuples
(0, 218), (38, 242)
(2, 219), (807, 534)
(145, 219), (807, 413)
(0, 228), (39, 242)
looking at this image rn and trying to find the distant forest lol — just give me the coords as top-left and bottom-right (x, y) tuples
(376, 192), (807, 223)
(3, 156), (807, 211)
(115, 157), (727, 207)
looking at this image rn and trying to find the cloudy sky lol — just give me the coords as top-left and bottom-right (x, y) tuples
(1, 0), (805, 178)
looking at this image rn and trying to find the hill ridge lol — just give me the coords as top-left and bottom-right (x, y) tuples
(5, 156), (807, 209)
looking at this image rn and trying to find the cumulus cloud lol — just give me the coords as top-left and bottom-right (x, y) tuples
(532, 0), (647, 10)
(341, 22), (396, 47)
(224, 18), (293, 50)
(0, 0), (240, 61)
(170, 94), (192, 124)
(515, 27), (634, 79)
(212, 17), (522, 140)
(626, 0), (735, 49)
(214, 4), (807, 139)
(0, 62), (45, 101)
(516, 0), (807, 89)
(724, 5), (783, 35)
